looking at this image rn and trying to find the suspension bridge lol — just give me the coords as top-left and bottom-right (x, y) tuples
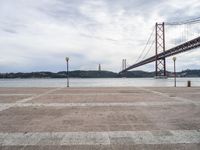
(119, 17), (200, 77)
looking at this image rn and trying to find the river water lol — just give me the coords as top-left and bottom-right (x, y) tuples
(0, 78), (200, 87)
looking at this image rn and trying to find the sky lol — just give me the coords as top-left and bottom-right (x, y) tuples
(0, 0), (200, 73)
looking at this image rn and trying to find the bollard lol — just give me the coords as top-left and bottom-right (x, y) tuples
(187, 81), (191, 87)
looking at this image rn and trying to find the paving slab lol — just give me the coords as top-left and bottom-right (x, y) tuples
(50, 87), (152, 94)
(28, 93), (175, 103)
(0, 95), (33, 103)
(0, 104), (199, 132)
(146, 87), (200, 93)
(0, 88), (53, 94)
(0, 87), (199, 149)
(167, 93), (200, 102)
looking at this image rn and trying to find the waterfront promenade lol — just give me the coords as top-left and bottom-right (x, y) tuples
(0, 87), (200, 149)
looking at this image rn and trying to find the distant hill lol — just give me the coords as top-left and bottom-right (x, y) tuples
(0, 69), (200, 78)
(0, 70), (118, 78)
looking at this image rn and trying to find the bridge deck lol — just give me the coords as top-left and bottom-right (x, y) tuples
(120, 36), (200, 73)
(0, 87), (200, 149)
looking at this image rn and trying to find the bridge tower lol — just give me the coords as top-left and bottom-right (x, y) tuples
(155, 22), (166, 78)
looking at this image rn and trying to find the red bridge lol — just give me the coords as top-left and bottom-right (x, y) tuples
(119, 17), (200, 77)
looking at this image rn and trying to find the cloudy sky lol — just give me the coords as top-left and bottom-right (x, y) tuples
(0, 0), (200, 73)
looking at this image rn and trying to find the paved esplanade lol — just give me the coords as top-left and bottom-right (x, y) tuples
(0, 87), (200, 149)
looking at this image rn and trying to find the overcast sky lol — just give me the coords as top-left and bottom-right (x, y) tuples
(0, 0), (200, 73)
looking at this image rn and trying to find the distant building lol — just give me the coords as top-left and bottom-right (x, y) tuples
(98, 64), (101, 71)
(122, 59), (127, 70)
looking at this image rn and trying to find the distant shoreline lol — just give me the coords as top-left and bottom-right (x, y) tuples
(0, 69), (200, 78)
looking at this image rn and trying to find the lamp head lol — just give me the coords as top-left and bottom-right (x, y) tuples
(65, 57), (69, 62)
(173, 57), (176, 61)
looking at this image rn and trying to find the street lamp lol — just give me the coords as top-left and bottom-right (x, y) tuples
(65, 57), (69, 87)
(173, 57), (176, 87)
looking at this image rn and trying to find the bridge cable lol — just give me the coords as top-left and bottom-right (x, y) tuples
(166, 17), (200, 47)
(135, 27), (155, 63)
(166, 16), (200, 25)
(142, 39), (155, 60)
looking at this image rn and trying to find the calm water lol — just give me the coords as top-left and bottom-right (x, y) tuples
(0, 78), (200, 87)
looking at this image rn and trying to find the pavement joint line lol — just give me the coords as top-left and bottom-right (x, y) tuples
(0, 87), (64, 112)
(16, 87), (65, 103)
(0, 101), (199, 109)
(0, 104), (15, 111)
(0, 94), (34, 96)
(137, 87), (196, 104)
(45, 93), (143, 96)
(0, 129), (199, 146)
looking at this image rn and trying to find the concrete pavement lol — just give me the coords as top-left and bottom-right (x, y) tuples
(0, 87), (200, 149)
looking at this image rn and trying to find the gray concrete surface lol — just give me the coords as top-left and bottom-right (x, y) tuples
(0, 87), (200, 149)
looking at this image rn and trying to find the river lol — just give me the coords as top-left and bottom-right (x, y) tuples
(0, 78), (200, 87)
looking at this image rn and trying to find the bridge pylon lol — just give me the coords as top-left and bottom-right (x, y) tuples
(155, 22), (167, 78)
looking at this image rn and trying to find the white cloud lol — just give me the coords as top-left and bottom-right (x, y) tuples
(0, 0), (200, 73)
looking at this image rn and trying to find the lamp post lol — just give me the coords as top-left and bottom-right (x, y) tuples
(65, 57), (69, 87)
(173, 57), (176, 87)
